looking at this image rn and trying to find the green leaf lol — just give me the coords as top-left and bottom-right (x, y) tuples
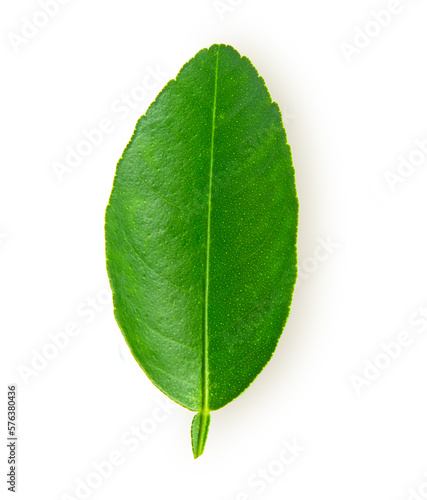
(105, 43), (298, 458)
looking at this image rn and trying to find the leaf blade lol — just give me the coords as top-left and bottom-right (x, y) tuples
(105, 43), (298, 455)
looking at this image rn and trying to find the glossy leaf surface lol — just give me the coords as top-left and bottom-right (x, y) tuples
(105, 44), (298, 457)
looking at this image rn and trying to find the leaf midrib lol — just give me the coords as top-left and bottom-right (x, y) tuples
(202, 46), (220, 414)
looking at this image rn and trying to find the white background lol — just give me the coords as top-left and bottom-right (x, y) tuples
(1, 0), (427, 499)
